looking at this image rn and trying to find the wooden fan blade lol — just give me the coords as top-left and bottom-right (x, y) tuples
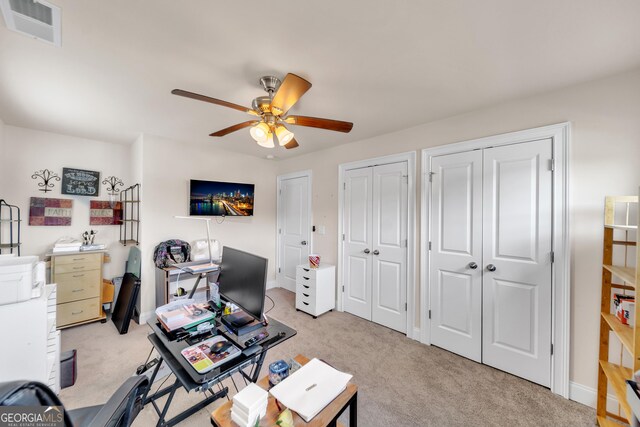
(270, 74), (312, 116)
(172, 89), (259, 116)
(209, 120), (259, 137)
(284, 137), (299, 149)
(284, 115), (353, 133)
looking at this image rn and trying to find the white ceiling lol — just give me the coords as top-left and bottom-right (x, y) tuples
(1, 0), (639, 159)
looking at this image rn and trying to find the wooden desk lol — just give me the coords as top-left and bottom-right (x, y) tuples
(211, 354), (357, 427)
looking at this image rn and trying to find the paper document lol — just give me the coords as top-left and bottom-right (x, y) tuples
(269, 358), (352, 422)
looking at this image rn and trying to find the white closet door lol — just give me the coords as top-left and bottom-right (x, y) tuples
(343, 167), (374, 320)
(429, 150), (483, 362)
(279, 175), (310, 292)
(482, 139), (553, 387)
(371, 162), (408, 333)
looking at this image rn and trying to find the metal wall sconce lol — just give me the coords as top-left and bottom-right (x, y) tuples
(31, 169), (60, 193)
(102, 176), (124, 207)
(102, 176), (124, 195)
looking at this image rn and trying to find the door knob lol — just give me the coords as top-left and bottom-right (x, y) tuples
(468, 262), (478, 269)
(301, 241), (307, 245)
(486, 264), (497, 272)
(363, 249), (370, 254)
(373, 250), (380, 255)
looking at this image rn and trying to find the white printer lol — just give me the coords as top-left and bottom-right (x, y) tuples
(0, 255), (46, 305)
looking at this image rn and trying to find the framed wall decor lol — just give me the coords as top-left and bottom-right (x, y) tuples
(29, 197), (73, 226)
(89, 200), (123, 225)
(61, 168), (100, 196)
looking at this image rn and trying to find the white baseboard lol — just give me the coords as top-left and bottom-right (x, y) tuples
(266, 279), (277, 290)
(569, 381), (619, 412)
(139, 310), (155, 324)
(411, 326), (421, 341)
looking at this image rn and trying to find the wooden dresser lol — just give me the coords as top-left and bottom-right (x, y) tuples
(50, 251), (106, 328)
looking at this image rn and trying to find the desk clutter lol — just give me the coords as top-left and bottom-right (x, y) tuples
(231, 383), (268, 427)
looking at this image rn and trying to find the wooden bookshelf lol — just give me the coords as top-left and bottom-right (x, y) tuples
(597, 194), (639, 426)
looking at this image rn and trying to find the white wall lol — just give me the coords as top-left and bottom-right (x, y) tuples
(0, 118), (4, 197)
(1, 126), (133, 278)
(276, 67), (640, 391)
(137, 135), (278, 319)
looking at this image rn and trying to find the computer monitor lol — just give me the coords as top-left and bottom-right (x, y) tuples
(217, 247), (268, 324)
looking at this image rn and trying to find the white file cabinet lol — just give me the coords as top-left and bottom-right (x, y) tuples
(0, 283), (59, 392)
(295, 264), (335, 318)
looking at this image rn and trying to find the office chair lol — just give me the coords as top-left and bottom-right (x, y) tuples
(0, 375), (149, 427)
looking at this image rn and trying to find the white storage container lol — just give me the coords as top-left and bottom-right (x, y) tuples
(0, 255), (40, 305)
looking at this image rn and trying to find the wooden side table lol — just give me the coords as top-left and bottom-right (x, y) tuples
(211, 354), (357, 427)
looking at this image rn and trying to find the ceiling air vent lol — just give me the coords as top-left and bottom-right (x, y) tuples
(0, 0), (61, 46)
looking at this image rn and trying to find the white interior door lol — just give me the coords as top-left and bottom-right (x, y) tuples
(429, 150), (483, 362)
(482, 139), (552, 387)
(278, 174), (310, 292)
(371, 162), (408, 333)
(343, 167), (373, 320)
(428, 138), (553, 386)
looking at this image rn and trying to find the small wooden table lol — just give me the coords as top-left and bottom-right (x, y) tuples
(211, 354), (358, 427)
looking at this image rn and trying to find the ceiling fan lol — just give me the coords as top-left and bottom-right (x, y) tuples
(171, 73), (353, 150)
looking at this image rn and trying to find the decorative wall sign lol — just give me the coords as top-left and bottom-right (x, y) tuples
(31, 169), (61, 193)
(29, 197), (73, 226)
(61, 168), (100, 196)
(90, 200), (123, 225)
(102, 176), (124, 196)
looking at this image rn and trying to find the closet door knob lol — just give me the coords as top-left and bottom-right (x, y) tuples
(373, 250), (380, 255)
(301, 241), (307, 245)
(363, 249), (370, 254)
(468, 262), (478, 269)
(486, 264), (497, 272)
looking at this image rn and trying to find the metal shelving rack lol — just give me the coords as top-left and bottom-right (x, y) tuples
(0, 199), (21, 256)
(119, 184), (140, 246)
(597, 194), (639, 426)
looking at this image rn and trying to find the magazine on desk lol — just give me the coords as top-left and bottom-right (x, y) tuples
(181, 336), (240, 374)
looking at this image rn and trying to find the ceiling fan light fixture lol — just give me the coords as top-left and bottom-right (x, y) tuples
(256, 131), (275, 148)
(275, 125), (294, 146)
(250, 122), (270, 143)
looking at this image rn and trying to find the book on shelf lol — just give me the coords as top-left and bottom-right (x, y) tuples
(155, 299), (214, 332)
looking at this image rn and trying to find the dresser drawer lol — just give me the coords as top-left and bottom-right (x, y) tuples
(57, 298), (101, 326)
(296, 269), (317, 285)
(54, 253), (102, 266)
(54, 260), (101, 274)
(56, 270), (101, 303)
(296, 282), (316, 297)
(296, 289), (316, 309)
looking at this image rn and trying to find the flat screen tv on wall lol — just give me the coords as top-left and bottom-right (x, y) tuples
(190, 179), (255, 216)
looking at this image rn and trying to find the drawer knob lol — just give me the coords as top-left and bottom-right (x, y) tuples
(303, 285), (309, 289)
(303, 276), (310, 280)
(72, 288), (85, 293)
(303, 302), (309, 306)
(72, 274), (85, 278)
(303, 268), (309, 272)
(303, 293), (309, 297)
(73, 267), (84, 270)
(71, 310), (84, 315)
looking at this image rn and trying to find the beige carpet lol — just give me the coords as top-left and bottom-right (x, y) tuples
(59, 288), (594, 426)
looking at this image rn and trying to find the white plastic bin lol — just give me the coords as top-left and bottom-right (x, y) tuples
(0, 255), (40, 305)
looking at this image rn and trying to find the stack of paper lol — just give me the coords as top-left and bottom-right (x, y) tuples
(232, 383), (268, 427)
(269, 358), (352, 422)
(52, 238), (82, 253)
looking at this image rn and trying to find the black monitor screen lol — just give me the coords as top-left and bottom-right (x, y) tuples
(218, 247), (268, 322)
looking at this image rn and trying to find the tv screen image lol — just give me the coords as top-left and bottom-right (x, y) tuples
(190, 179), (254, 216)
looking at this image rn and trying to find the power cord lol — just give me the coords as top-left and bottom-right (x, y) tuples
(265, 295), (275, 314)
